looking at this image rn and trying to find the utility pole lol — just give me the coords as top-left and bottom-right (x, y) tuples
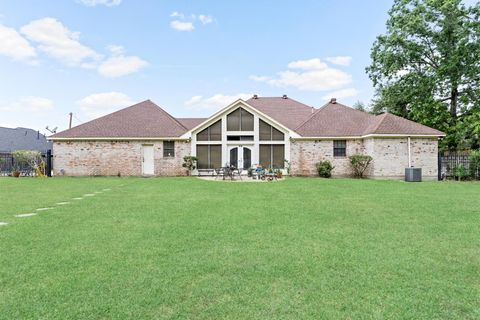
(68, 112), (73, 129)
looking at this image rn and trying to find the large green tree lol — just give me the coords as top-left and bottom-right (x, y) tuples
(367, 0), (480, 150)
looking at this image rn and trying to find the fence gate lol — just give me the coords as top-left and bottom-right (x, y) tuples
(438, 151), (478, 180)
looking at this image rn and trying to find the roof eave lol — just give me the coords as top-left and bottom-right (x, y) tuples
(49, 136), (190, 141)
(292, 133), (446, 140)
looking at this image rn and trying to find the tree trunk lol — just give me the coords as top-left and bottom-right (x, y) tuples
(450, 87), (458, 118)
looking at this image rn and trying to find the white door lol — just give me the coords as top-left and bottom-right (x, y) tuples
(142, 145), (154, 175)
(228, 146), (252, 170)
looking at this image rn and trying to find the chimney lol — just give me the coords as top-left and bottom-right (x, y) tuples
(282, 94), (288, 99)
(253, 94), (258, 99)
(330, 98), (337, 104)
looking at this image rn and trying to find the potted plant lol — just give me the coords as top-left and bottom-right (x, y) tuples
(275, 169), (283, 179)
(11, 166), (21, 178)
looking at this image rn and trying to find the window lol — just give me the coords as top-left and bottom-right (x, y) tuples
(227, 108), (254, 131)
(163, 141), (175, 157)
(196, 145), (222, 169)
(227, 135), (254, 141)
(197, 120), (221, 141)
(333, 140), (346, 157)
(259, 119), (284, 141)
(259, 144), (285, 168)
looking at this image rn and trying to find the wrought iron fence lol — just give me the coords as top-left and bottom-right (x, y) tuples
(0, 150), (52, 177)
(438, 151), (480, 180)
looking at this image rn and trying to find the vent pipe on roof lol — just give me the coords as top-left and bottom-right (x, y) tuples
(253, 94), (258, 99)
(282, 94), (288, 99)
(330, 98), (337, 104)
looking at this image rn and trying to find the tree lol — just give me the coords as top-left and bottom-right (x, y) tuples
(366, 0), (480, 150)
(353, 100), (367, 112)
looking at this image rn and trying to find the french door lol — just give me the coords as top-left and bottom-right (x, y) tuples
(228, 146), (252, 170)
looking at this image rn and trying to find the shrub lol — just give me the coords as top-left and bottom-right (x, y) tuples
(11, 150), (45, 176)
(349, 154), (373, 178)
(316, 161), (334, 178)
(182, 156), (198, 175)
(453, 164), (469, 181)
(469, 150), (480, 179)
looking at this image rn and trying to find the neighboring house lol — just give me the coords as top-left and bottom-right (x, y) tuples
(0, 127), (53, 153)
(49, 96), (445, 179)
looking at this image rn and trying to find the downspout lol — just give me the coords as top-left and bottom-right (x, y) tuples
(407, 136), (412, 168)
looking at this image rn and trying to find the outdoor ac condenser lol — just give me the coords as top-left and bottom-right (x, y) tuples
(405, 167), (422, 182)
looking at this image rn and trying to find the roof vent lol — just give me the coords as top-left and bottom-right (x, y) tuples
(282, 94), (288, 99)
(253, 94), (258, 99)
(330, 98), (337, 104)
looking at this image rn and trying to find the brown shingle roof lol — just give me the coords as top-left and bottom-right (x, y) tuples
(295, 102), (374, 136)
(296, 101), (445, 137)
(51, 100), (188, 139)
(364, 113), (445, 136)
(50, 97), (445, 140)
(246, 96), (315, 129)
(176, 118), (207, 130)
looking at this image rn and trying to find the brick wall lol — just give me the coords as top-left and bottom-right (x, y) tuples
(290, 139), (364, 176)
(53, 140), (190, 176)
(290, 138), (438, 179)
(365, 138), (438, 179)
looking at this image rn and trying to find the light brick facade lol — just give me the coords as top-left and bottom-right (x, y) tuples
(364, 138), (438, 179)
(53, 137), (438, 179)
(290, 139), (364, 176)
(53, 140), (190, 176)
(290, 137), (438, 179)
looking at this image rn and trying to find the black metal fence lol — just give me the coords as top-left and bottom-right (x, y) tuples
(0, 150), (52, 177)
(438, 151), (480, 180)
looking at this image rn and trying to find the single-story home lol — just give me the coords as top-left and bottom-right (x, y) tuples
(49, 96), (445, 179)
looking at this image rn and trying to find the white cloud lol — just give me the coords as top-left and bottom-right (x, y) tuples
(170, 11), (184, 19)
(169, 12), (214, 31)
(251, 58), (353, 91)
(0, 96), (54, 112)
(321, 88), (359, 100)
(198, 15), (213, 25)
(184, 95), (203, 106)
(77, 0), (122, 6)
(185, 93), (253, 110)
(77, 92), (135, 118)
(287, 58), (328, 70)
(325, 56), (352, 66)
(20, 17), (102, 67)
(0, 24), (37, 61)
(170, 20), (195, 32)
(97, 45), (148, 77)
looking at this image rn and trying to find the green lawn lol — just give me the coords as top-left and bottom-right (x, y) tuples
(0, 177), (479, 319)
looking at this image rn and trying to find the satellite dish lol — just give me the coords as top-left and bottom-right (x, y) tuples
(45, 126), (58, 134)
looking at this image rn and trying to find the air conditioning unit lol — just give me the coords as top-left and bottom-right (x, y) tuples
(405, 167), (422, 182)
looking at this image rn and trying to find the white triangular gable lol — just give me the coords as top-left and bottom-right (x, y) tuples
(180, 99), (300, 139)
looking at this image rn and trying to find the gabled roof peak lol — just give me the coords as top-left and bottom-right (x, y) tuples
(51, 100), (187, 139)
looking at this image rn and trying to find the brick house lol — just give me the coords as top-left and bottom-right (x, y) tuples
(49, 96), (445, 179)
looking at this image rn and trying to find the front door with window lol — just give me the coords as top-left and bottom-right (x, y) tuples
(229, 146), (252, 170)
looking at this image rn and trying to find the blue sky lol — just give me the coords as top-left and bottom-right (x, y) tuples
(0, 0), (395, 132)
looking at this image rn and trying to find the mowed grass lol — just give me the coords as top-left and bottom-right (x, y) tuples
(0, 177), (479, 319)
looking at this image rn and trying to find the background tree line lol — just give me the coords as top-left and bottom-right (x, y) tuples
(364, 0), (480, 151)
